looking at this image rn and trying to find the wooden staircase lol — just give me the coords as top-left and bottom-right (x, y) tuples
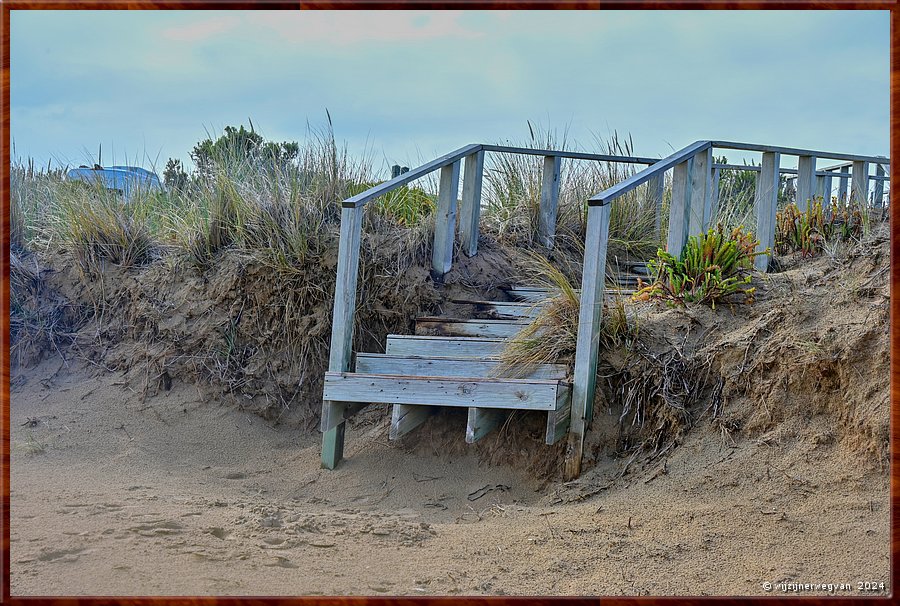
(322, 287), (572, 450)
(322, 272), (645, 455)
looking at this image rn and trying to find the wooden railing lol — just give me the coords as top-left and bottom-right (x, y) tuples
(564, 139), (889, 478)
(324, 137), (889, 474)
(323, 143), (658, 468)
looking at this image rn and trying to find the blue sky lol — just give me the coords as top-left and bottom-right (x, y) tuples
(10, 10), (890, 175)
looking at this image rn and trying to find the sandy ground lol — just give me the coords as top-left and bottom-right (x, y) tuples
(9, 355), (890, 597)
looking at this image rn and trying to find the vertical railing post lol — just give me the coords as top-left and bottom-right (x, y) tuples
(458, 150), (485, 257)
(538, 155), (562, 248)
(754, 151), (780, 273)
(564, 200), (612, 481)
(710, 166), (721, 225)
(873, 164), (886, 217)
(784, 175), (796, 203)
(823, 172), (834, 206)
(796, 155), (816, 211)
(321, 204), (364, 469)
(432, 160), (461, 278)
(851, 160), (869, 206)
(838, 165), (849, 203)
(688, 148), (711, 235)
(666, 160), (692, 255)
(815, 175), (825, 202)
(649, 172), (665, 241)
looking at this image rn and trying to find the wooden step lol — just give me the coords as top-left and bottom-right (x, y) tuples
(385, 335), (506, 359)
(503, 286), (561, 302)
(415, 317), (529, 338)
(323, 372), (567, 411)
(355, 353), (568, 380)
(450, 299), (545, 319)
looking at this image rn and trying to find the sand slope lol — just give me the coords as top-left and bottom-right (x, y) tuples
(10, 354), (889, 596)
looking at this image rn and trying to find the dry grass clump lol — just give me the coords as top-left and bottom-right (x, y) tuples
(10, 251), (88, 367)
(497, 252), (638, 377)
(481, 125), (662, 272)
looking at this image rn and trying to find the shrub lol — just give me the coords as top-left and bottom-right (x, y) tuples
(775, 199), (863, 257)
(349, 182), (435, 226)
(634, 225), (763, 309)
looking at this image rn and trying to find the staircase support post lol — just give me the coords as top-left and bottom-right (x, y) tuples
(432, 160), (462, 278)
(873, 164), (886, 217)
(538, 155), (562, 248)
(851, 160), (869, 207)
(796, 155), (817, 211)
(754, 151), (780, 272)
(666, 159), (691, 255)
(322, 204), (364, 469)
(837, 165), (849, 203)
(688, 148), (712, 235)
(649, 173), (665, 241)
(564, 201), (611, 481)
(459, 150), (485, 257)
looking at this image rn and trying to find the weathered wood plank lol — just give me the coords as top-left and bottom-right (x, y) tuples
(754, 151), (780, 273)
(322, 205), (364, 469)
(538, 155), (562, 248)
(545, 385), (572, 445)
(466, 407), (510, 443)
(504, 287), (559, 302)
(481, 144), (659, 165)
(873, 164), (886, 212)
(450, 299), (545, 319)
(823, 173), (834, 204)
(710, 140), (888, 164)
(666, 159), (691, 255)
(431, 160), (461, 277)
(649, 173), (665, 240)
(385, 335), (507, 358)
(459, 150), (485, 257)
(344, 143), (480, 208)
(837, 165), (849, 203)
(320, 402), (368, 432)
(355, 353), (568, 380)
(851, 160), (869, 206)
(323, 373), (564, 411)
(589, 140), (711, 206)
(415, 317), (528, 338)
(709, 167), (720, 229)
(689, 148), (711, 234)
(796, 155), (817, 211)
(389, 404), (434, 440)
(815, 175), (825, 201)
(566, 202), (611, 480)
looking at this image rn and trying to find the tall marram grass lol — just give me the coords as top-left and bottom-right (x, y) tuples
(481, 125), (664, 280)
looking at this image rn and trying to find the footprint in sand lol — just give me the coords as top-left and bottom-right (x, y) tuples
(37, 547), (86, 563)
(205, 527), (231, 540)
(264, 556), (298, 569)
(128, 520), (183, 537)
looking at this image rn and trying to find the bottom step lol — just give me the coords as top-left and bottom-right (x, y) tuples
(323, 372), (571, 446)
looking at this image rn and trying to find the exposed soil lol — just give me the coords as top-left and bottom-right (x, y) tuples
(8, 225), (891, 596)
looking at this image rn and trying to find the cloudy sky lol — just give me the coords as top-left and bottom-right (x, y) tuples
(10, 10), (890, 175)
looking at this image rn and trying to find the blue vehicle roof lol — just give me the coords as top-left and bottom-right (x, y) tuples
(66, 166), (163, 200)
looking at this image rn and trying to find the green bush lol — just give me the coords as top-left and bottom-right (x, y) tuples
(635, 225), (764, 309)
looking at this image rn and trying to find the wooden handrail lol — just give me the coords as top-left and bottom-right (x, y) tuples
(481, 144), (659, 165)
(588, 140), (712, 206)
(711, 140), (889, 164)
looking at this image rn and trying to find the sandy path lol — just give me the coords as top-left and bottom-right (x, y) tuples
(9, 357), (890, 596)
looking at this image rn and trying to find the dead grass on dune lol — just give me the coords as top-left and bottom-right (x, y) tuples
(497, 251), (638, 378)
